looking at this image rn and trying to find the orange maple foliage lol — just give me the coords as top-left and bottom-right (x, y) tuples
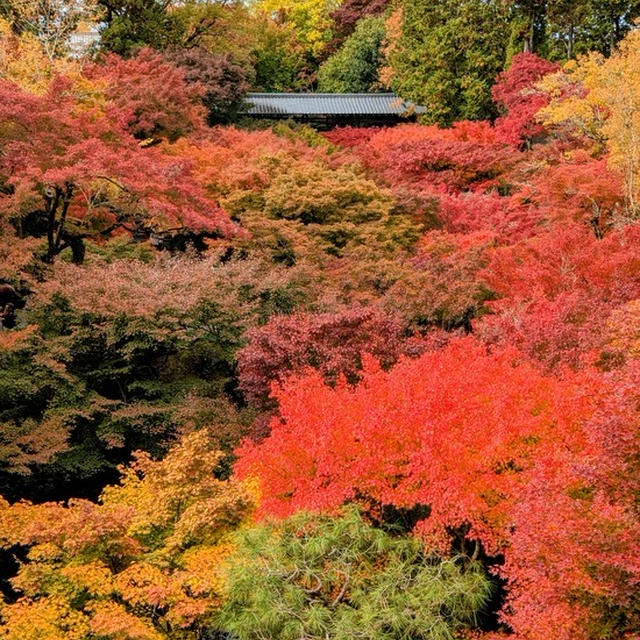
(0, 431), (255, 639)
(235, 337), (601, 553)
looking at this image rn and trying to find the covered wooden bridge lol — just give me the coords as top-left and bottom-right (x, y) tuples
(242, 93), (426, 128)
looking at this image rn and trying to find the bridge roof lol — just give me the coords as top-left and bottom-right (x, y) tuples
(244, 93), (425, 117)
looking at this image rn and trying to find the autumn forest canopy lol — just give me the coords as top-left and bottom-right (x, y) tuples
(0, 0), (639, 639)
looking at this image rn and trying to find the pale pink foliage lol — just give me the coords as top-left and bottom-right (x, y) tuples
(33, 252), (316, 321)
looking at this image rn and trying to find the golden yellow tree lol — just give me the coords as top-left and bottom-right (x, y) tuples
(0, 17), (85, 94)
(540, 27), (640, 216)
(0, 431), (255, 640)
(0, 0), (99, 61)
(251, 0), (341, 58)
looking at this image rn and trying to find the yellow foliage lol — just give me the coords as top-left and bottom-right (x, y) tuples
(87, 601), (164, 640)
(178, 543), (234, 598)
(0, 500), (68, 548)
(252, 0), (341, 57)
(2, 0), (100, 61)
(0, 18), (82, 94)
(0, 17), (105, 110)
(0, 597), (90, 640)
(11, 559), (113, 605)
(60, 562), (115, 598)
(0, 431), (255, 639)
(0, 18), (51, 93)
(540, 28), (640, 215)
(26, 542), (64, 563)
(538, 55), (609, 142)
(103, 430), (254, 549)
(114, 563), (177, 609)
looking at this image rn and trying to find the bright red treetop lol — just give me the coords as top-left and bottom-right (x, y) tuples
(336, 122), (518, 193)
(235, 337), (601, 554)
(502, 360), (640, 640)
(86, 47), (207, 142)
(492, 53), (559, 147)
(236, 338), (640, 639)
(478, 222), (640, 369)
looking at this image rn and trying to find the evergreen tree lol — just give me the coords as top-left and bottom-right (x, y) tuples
(99, 0), (183, 55)
(389, 0), (509, 125)
(581, 0), (640, 55)
(506, 0), (640, 59)
(317, 16), (386, 93)
(219, 509), (493, 640)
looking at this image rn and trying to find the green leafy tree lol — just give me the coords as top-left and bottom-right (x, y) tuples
(580, 0), (640, 55)
(99, 0), (252, 56)
(317, 15), (386, 93)
(506, 0), (548, 57)
(250, 14), (308, 91)
(0, 325), (84, 479)
(172, 0), (252, 56)
(0, 248), (298, 501)
(98, 0), (184, 55)
(219, 509), (493, 640)
(389, 0), (509, 125)
(546, 0), (589, 59)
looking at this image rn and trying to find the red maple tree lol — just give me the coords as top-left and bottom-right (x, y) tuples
(0, 75), (234, 263)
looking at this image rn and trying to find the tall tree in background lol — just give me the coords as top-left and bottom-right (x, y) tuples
(252, 0), (341, 60)
(389, 0), (509, 124)
(546, 0), (590, 59)
(317, 15), (385, 92)
(172, 0), (251, 54)
(506, 0), (548, 56)
(250, 13), (307, 90)
(329, 0), (390, 49)
(582, 0), (640, 55)
(98, 0), (251, 56)
(540, 27), (640, 216)
(98, 0), (182, 55)
(506, 0), (640, 59)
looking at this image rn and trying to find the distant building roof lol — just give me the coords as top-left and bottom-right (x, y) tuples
(244, 93), (426, 117)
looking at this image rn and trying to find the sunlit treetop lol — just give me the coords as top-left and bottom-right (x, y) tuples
(251, 0), (342, 58)
(540, 28), (640, 216)
(0, 430), (256, 640)
(0, 17), (84, 94)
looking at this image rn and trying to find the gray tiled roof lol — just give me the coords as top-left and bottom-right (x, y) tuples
(244, 93), (426, 116)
